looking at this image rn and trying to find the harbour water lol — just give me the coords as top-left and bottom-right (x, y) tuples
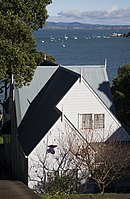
(34, 28), (130, 82)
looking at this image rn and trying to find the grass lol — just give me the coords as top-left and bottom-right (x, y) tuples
(42, 193), (130, 199)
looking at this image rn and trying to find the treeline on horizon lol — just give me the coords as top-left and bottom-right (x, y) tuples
(45, 21), (130, 30)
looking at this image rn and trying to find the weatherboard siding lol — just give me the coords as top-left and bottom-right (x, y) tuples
(28, 67), (130, 189)
(57, 78), (121, 141)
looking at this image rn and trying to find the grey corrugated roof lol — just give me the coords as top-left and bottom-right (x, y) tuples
(63, 65), (116, 114)
(15, 64), (115, 126)
(17, 66), (80, 156)
(15, 64), (116, 155)
(15, 66), (58, 126)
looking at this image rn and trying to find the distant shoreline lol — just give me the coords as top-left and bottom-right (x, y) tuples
(45, 22), (130, 30)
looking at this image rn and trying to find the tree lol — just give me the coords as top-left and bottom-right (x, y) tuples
(0, 0), (52, 87)
(72, 141), (130, 194)
(111, 64), (130, 127)
(66, 126), (130, 194)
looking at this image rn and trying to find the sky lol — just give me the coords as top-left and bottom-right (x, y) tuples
(47, 0), (130, 25)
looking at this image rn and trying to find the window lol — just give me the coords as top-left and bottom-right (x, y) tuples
(79, 114), (105, 129)
(80, 114), (92, 129)
(94, 114), (105, 129)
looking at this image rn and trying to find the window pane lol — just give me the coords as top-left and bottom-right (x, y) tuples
(94, 114), (105, 129)
(80, 114), (92, 129)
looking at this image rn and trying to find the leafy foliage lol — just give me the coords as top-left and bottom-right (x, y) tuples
(42, 193), (130, 199)
(111, 64), (130, 127)
(0, 0), (52, 87)
(46, 171), (77, 194)
(0, 0), (52, 31)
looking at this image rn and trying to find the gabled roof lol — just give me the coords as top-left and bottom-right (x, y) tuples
(15, 66), (59, 126)
(15, 64), (115, 126)
(17, 66), (80, 156)
(64, 65), (116, 114)
(15, 64), (116, 156)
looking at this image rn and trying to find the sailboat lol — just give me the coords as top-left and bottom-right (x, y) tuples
(50, 35), (54, 41)
(64, 34), (68, 40)
(61, 40), (65, 47)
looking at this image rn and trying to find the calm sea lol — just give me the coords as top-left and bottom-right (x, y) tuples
(34, 28), (130, 82)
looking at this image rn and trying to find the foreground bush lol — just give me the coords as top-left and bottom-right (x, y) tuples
(42, 193), (130, 199)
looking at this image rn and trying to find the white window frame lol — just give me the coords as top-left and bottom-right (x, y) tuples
(94, 114), (105, 129)
(79, 114), (93, 129)
(79, 113), (105, 130)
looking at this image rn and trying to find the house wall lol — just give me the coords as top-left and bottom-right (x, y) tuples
(28, 118), (67, 189)
(56, 78), (123, 141)
(28, 77), (129, 190)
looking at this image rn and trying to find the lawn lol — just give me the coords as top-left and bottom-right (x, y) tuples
(42, 193), (130, 199)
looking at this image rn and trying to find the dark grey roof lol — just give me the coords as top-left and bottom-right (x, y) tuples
(15, 66), (59, 126)
(18, 66), (80, 156)
(15, 65), (115, 126)
(106, 126), (130, 142)
(15, 64), (116, 156)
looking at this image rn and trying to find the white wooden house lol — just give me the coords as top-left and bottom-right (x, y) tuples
(14, 63), (130, 189)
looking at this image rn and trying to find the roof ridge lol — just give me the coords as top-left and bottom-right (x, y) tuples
(37, 65), (106, 69)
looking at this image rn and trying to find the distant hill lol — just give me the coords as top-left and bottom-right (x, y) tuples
(45, 22), (130, 30)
